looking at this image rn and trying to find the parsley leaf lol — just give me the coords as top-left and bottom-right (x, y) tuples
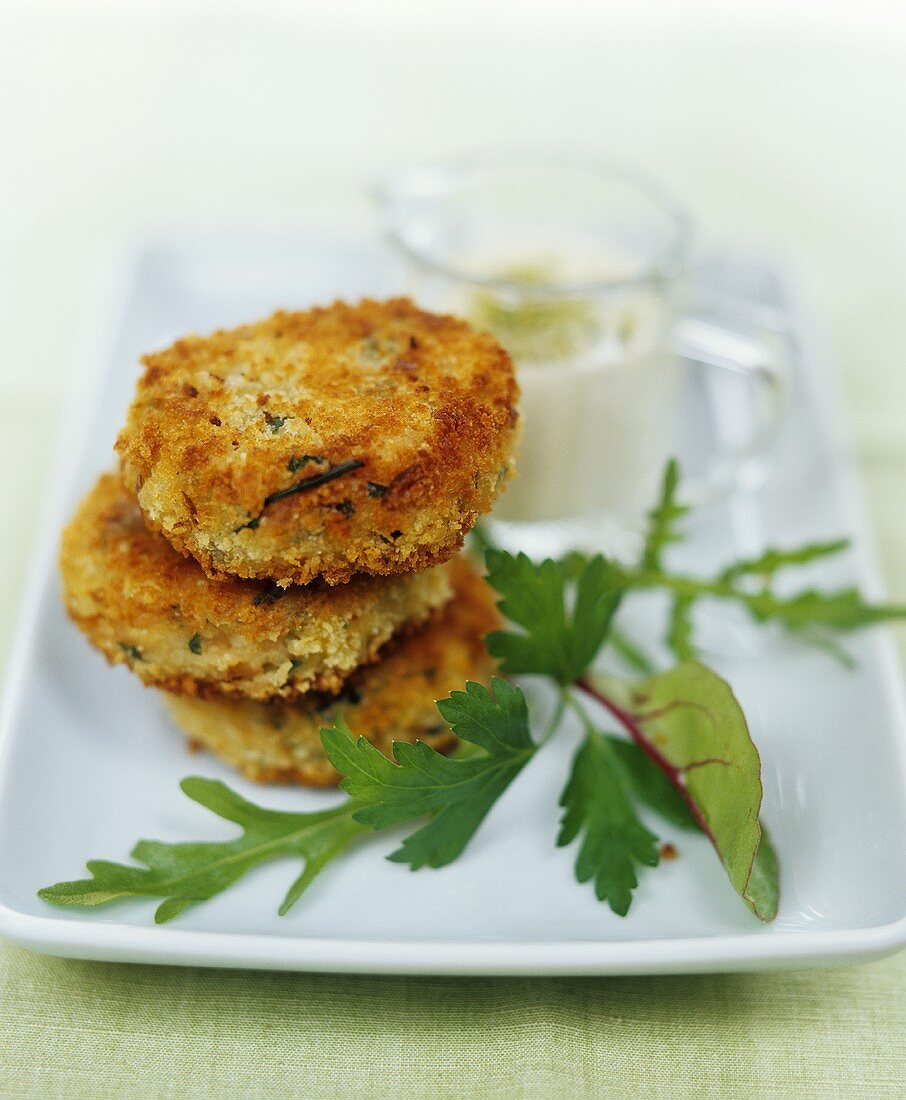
(606, 737), (698, 831)
(484, 550), (621, 683)
(557, 731), (659, 915)
(322, 678), (535, 869)
(38, 778), (367, 922)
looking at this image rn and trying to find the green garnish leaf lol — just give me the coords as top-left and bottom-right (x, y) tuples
(51, 459), (906, 929)
(743, 585), (906, 634)
(484, 550), (621, 683)
(38, 778), (367, 922)
(606, 737), (698, 831)
(558, 731), (659, 916)
(717, 539), (850, 583)
(322, 678), (535, 869)
(584, 662), (778, 920)
(264, 412), (287, 433)
(745, 826), (780, 922)
(641, 458), (688, 571)
(615, 467), (904, 657)
(666, 595), (696, 660)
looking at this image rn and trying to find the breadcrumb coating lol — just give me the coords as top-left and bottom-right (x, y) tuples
(116, 298), (519, 586)
(164, 555), (500, 786)
(60, 473), (453, 700)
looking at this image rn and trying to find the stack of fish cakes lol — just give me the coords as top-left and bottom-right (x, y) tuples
(60, 298), (519, 785)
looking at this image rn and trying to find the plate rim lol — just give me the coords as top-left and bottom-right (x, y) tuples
(1, 897), (905, 975)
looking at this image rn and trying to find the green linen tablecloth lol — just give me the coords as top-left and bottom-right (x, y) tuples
(3, 7), (906, 1097)
(0, 951), (903, 1098)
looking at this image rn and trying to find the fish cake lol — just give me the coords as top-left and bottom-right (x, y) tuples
(116, 298), (519, 586)
(164, 555), (499, 786)
(60, 473), (453, 700)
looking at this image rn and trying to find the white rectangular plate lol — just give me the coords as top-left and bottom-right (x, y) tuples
(1, 235), (905, 975)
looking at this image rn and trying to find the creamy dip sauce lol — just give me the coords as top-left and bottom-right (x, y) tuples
(452, 246), (679, 524)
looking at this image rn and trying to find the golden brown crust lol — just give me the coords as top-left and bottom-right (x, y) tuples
(116, 298), (519, 586)
(164, 556), (500, 786)
(60, 473), (453, 700)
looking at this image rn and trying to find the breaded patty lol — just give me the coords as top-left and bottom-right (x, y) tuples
(164, 555), (500, 786)
(60, 473), (453, 700)
(116, 298), (519, 586)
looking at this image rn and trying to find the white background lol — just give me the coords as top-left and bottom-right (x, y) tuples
(2, 0), (905, 656)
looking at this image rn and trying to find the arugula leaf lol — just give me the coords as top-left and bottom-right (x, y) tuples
(619, 478), (905, 660)
(484, 550), (621, 683)
(790, 630), (857, 669)
(582, 662), (779, 921)
(717, 539), (850, 583)
(742, 585), (906, 634)
(574, 461), (905, 662)
(640, 458), (688, 571)
(666, 595), (696, 660)
(322, 678), (535, 870)
(558, 731), (659, 915)
(621, 558), (906, 662)
(478, 465), (902, 667)
(38, 778), (367, 922)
